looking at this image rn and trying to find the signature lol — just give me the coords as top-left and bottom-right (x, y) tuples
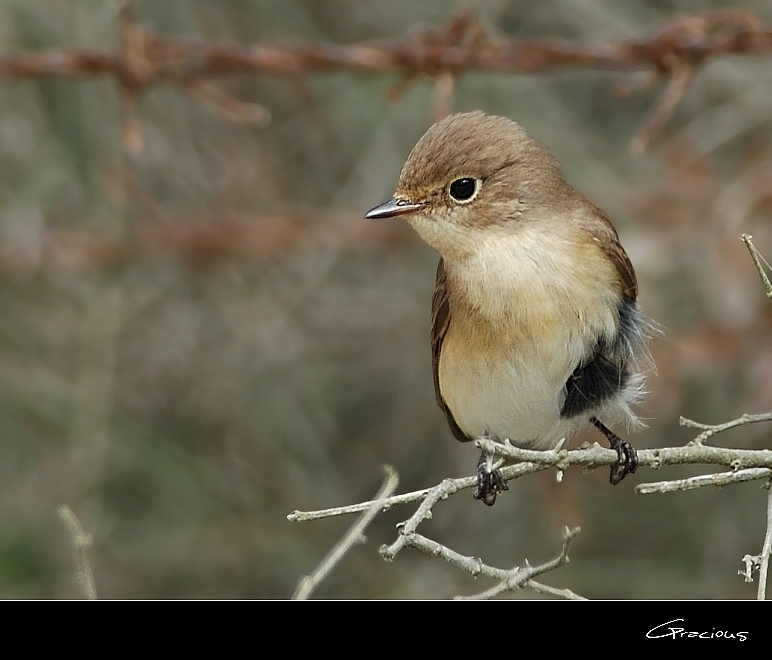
(647, 619), (748, 641)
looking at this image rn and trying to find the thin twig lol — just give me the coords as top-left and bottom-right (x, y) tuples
(680, 412), (772, 444)
(57, 506), (97, 600)
(759, 482), (772, 600)
(376, 471), (584, 599)
(526, 580), (586, 600)
(636, 468), (772, 494)
(741, 234), (772, 302)
(289, 484), (441, 522)
(380, 477), (469, 561)
(381, 530), (584, 599)
(289, 462), (543, 523)
(292, 465), (399, 600)
(455, 527), (582, 600)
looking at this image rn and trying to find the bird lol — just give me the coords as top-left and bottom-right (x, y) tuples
(365, 111), (653, 505)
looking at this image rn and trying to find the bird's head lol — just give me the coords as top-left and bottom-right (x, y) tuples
(365, 112), (570, 258)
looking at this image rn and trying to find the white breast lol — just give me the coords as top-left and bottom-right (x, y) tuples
(437, 222), (628, 449)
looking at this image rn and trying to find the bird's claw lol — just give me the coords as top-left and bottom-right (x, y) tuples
(590, 416), (637, 485)
(473, 452), (508, 506)
(609, 437), (638, 485)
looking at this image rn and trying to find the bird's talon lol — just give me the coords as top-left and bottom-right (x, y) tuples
(608, 438), (638, 484)
(473, 452), (508, 506)
(591, 417), (638, 485)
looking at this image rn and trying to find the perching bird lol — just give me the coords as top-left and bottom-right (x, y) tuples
(365, 112), (653, 505)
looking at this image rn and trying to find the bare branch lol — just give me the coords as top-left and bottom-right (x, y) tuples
(680, 412), (772, 444)
(741, 234), (772, 302)
(759, 483), (772, 600)
(292, 465), (399, 600)
(455, 527), (583, 600)
(290, 462), (543, 523)
(291, 425), (771, 598)
(290, 434), (772, 525)
(737, 482), (772, 600)
(291, 421), (772, 524)
(385, 528), (584, 600)
(476, 436), (772, 472)
(57, 506), (97, 600)
(526, 580), (586, 600)
(636, 468), (772, 494)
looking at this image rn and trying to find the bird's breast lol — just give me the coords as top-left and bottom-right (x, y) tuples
(437, 223), (623, 447)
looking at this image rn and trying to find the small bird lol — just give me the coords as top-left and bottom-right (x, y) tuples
(365, 112), (653, 505)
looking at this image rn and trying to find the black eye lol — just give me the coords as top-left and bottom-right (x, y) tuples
(449, 178), (477, 201)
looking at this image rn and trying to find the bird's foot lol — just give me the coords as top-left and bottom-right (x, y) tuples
(590, 417), (637, 485)
(473, 451), (508, 506)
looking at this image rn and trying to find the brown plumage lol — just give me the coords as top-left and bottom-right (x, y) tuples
(366, 112), (652, 504)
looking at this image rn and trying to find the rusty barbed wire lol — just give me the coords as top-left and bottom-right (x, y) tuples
(1, 8), (771, 150)
(1, 10), (769, 81)
(1, 8), (771, 272)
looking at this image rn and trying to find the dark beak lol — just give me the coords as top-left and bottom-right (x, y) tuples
(364, 198), (424, 219)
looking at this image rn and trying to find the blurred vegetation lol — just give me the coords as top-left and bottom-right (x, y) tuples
(0, 0), (771, 599)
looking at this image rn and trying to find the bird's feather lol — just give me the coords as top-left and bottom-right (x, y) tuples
(431, 258), (471, 442)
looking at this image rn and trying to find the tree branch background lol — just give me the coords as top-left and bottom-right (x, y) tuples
(0, 0), (771, 599)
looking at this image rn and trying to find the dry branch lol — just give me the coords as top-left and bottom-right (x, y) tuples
(759, 484), (772, 600)
(454, 527), (583, 600)
(636, 468), (771, 494)
(293, 466), (398, 600)
(290, 410), (772, 598)
(58, 506), (97, 600)
(477, 434), (772, 475)
(289, 433), (772, 523)
(741, 234), (772, 302)
(288, 462), (543, 522)
(680, 412), (772, 445)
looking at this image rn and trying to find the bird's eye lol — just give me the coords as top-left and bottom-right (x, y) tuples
(449, 178), (478, 202)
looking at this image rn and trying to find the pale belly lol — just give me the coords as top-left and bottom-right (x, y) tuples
(438, 334), (583, 449)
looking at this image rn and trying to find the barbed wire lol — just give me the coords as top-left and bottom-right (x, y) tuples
(1, 7), (771, 152)
(2, 9), (769, 82)
(2, 7), (771, 270)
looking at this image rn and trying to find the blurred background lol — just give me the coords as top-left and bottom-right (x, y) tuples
(0, 0), (771, 599)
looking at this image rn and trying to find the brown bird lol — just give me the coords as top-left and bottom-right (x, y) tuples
(365, 112), (653, 505)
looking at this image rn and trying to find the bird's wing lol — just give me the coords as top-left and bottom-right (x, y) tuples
(431, 258), (472, 442)
(561, 208), (648, 419)
(578, 208), (638, 301)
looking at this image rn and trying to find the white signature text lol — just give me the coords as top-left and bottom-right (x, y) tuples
(647, 619), (748, 641)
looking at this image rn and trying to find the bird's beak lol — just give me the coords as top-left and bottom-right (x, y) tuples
(364, 198), (424, 219)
